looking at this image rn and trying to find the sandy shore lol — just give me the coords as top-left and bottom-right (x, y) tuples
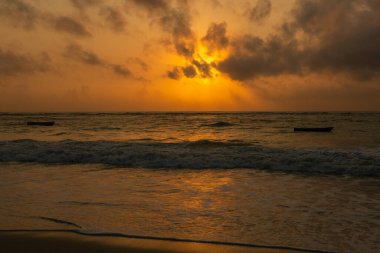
(0, 231), (308, 253)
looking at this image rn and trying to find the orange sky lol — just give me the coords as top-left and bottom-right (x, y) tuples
(0, 0), (379, 112)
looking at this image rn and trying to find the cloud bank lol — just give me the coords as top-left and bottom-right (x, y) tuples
(218, 0), (380, 81)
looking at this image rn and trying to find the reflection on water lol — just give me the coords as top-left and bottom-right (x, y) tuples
(0, 163), (379, 253)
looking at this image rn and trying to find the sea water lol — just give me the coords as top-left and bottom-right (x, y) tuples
(0, 112), (379, 252)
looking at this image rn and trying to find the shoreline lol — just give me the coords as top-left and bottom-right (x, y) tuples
(0, 230), (330, 253)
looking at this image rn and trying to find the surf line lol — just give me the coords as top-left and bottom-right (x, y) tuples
(33, 216), (82, 229)
(0, 229), (341, 253)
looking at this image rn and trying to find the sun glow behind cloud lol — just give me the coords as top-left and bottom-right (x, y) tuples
(158, 38), (251, 110)
(157, 35), (252, 110)
(160, 76), (254, 111)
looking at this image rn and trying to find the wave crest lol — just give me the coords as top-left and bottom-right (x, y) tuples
(0, 139), (379, 176)
(202, 121), (235, 127)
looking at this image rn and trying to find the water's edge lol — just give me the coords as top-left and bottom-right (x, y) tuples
(0, 229), (340, 253)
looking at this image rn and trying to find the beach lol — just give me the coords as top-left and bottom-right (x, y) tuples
(0, 231), (306, 253)
(1, 163), (379, 252)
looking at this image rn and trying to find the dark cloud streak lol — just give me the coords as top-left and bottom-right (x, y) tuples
(0, 48), (50, 77)
(64, 44), (103, 66)
(250, 0), (271, 23)
(99, 6), (126, 32)
(201, 22), (229, 53)
(54, 16), (92, 37)
(132, 0), (195, 58)
(132, 0), (169, 13)
(71, 0), (102, 11)
(63, 43), (131, 78)
(0, 0), (39, 29)
(111, 64), (131, 77)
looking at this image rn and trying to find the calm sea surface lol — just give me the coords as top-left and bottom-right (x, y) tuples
(0, 112), (379, 252)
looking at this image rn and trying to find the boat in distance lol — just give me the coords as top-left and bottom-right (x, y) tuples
(27, 121), (55, 126)
(294, 127), (333, 132)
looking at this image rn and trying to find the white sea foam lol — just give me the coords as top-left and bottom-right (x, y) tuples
(0, 139), (379, 176)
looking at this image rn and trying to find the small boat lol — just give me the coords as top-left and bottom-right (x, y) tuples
(27, 121), (55, 126)
(294, 127), (333, 132)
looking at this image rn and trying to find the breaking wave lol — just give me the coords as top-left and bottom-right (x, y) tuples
(0, 139), (379, 176)
(201, 121), (235, 127)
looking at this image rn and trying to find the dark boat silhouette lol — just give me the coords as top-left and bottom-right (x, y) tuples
(27, 121), (55, 126)
(294, 127), (333, 132)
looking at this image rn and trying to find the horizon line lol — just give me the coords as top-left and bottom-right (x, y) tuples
(1, 110), (380, 114)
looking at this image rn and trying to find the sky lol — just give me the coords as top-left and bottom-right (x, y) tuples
(0, 0), (379, 112)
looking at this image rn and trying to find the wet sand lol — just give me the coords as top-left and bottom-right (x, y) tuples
(0, 231), (310, 253)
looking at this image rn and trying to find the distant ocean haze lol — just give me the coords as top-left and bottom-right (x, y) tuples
(1, 112), (379, 147)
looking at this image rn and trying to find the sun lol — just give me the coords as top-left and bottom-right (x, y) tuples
(195, 42), (228, 64)
(196, 44), (216, 64)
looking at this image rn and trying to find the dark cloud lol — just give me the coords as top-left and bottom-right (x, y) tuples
(71, 0), (102, 11)
(133, 0), (219, 80)
(131, 0), (169, 14)
(160, 8), (195, 58)
(0, 48), (50, 77)
(64, 44), (104, 66)
(63, 43), (131, 78)
(0, 0), (95, 38)
(167, 67), (181, 80)
(99, 6), (126, 32)
(54, 16), (92, 37)
(127, 58), (149, 71)
(182, 65), (197, 78)
(0, 0), (39, 29)
(219, 0), (380, 81)
(167, 58), (214, 80)
(159, 7), (192, 38)
(132, 0), (195, 58)
(72, 0), (127, 34)
(291, 1), (352, 35)
(1, 0), (126, 35)
(292, 0), (380, 79)
(250, 0), (271, 23)
(201, 22), (229, 53)
(210, 0), (222, 9)
(192, 59), (213, 78)
(111, 64), (131, 77)
(218, 35), (301, 81)
(173, 39), (195, 58)
(166, 58), (215, 80)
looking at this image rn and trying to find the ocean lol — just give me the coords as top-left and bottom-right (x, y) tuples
(0, 112), (379, 252)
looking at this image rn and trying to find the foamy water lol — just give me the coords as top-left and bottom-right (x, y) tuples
(0, 112), (380, 252)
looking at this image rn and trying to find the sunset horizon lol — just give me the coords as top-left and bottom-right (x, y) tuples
(1, 1), (379, 253)
(1, 0), (379, 112)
